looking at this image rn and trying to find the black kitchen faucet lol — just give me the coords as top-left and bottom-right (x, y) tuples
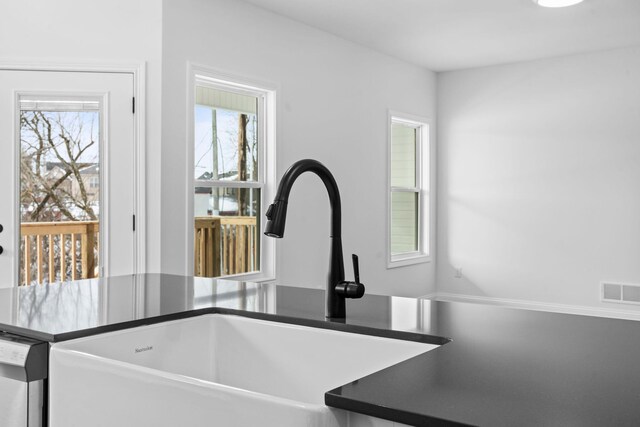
(264, 159), (365, 319)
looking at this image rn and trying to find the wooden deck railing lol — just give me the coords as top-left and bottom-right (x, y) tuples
(20, 221), (99, 286)
(194, 216), (258, 277)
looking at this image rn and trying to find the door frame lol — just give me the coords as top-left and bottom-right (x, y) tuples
(0, 60), (146, 283)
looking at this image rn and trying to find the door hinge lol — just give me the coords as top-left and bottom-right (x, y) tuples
(132, 97), (136, 114)
(133, 214), (136, 231)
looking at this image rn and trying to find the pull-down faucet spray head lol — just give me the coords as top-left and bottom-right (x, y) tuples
(264, 201), (288, 238)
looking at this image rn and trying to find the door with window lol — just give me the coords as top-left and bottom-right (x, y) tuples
(0, 70), (136, 287)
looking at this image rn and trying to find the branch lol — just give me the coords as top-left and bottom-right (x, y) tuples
(29, 169), (74, 220)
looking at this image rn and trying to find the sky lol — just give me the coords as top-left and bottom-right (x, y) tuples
(21, 110), (100, 166)
(194, 105), (257, 181)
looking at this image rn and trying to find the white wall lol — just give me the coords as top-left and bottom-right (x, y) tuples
(437, 46), (640, 310)
(0, 0), (164, 274)
(161, 0), (437, 297)
(7, 1), (638, 307)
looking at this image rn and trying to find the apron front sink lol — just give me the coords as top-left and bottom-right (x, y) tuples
(50, 314), (438, 426)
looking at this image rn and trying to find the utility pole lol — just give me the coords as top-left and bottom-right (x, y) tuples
(238, 113), (248, 214)
(212, 109), (219, 213)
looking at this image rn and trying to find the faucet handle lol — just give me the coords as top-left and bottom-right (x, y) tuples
(352, 254), (360, 284)
(335, 254), (365, 299)
(336, 281), (365, 299)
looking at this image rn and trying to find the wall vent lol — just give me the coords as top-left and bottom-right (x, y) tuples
(602, 282), (640, 305)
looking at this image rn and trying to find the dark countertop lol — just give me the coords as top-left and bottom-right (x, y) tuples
(1, 274), (640, 426)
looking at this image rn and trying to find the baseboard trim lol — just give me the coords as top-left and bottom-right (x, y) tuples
(427, 293), (640, 321)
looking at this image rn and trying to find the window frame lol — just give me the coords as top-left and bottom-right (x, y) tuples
(387, 111), (431, 268)
(188, 66), (276, 281)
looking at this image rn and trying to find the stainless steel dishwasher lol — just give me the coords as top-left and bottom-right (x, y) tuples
(0, 332), (48, 427)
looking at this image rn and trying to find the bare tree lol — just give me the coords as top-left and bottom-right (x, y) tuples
(19, 110), (100, 285)
(20, 110), (99, 222)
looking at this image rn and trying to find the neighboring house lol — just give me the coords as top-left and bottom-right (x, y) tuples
(45, 162), (100, 203)
(195, 170), (240, 216)
(196, 170), (238, 181)
(20, 162), (102, 221)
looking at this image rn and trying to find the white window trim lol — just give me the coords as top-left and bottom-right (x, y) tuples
(387, 111), (431, 269)
(187, 64), (277, 281)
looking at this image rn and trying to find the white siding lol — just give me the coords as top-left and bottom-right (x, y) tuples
(196, 86), (257, 114)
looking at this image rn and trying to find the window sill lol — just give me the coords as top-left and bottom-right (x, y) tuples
(210, 271), (275, 283)
(387, 253), (431, 269)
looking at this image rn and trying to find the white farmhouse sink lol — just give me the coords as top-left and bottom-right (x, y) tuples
(50, 314), (437, 427)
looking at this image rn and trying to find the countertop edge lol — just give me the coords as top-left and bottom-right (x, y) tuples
(325, 392), (471, 427)
(31, 307), (449, 346)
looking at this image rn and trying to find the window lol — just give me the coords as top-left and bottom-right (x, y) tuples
(19, 96), (102, 284)
(388, 113), (430, 268)
(89, 176), (100, 189)
(192, 74), (275, 279)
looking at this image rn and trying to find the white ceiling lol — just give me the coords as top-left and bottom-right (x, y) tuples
(240, 0), (640, 71)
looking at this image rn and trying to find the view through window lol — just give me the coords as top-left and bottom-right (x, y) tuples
(19, 97), (101, 285)
(194, 84), (262, 277)
(389, 115), (430, 267)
